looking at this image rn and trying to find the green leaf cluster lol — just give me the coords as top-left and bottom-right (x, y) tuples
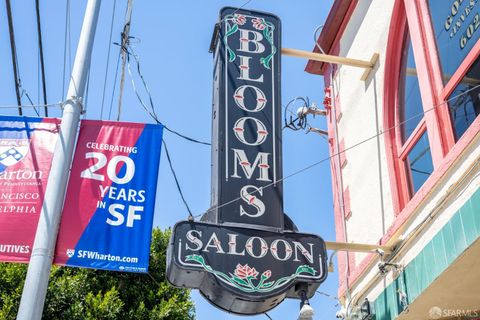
(0, 228), (195, 320)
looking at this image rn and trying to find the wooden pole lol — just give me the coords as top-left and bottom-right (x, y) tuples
(281, 48), (379, 80)
(325, 241), (393, 254)
(281, 48), (374, 68)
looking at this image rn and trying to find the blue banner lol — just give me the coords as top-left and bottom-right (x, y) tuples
(55, 120), (163, 273)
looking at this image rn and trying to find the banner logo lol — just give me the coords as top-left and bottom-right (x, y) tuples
(0, 139), (29, 168)
(66, 249), (75, 258)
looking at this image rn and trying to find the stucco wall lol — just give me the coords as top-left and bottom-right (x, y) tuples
(333, 0), (396, 266)
(328, 0), (480, 312)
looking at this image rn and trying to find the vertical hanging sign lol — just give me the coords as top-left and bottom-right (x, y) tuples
(55, 120), (163, 273)
(167, 8), (327, 316)
(0, 116), (59, 263)
(214, 7), (283, 229)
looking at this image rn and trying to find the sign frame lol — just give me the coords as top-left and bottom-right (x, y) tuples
(167, 7), (328, 315)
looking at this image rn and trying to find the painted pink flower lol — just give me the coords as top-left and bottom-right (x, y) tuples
(262, 270), (272, 279)
(234, 14), (246, 25)
(252, 18), (266, 30)
(234, 264), (259, 279)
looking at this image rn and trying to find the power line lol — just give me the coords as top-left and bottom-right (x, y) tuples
(100, 0), (117, 119)
(108, 0), (130, 120)
(5, 0), (23, 115)
(108, 51), (121, 120)
(162, 139), (194, 219)
(192, 82), (480, 219)
(316, 290), (339, 303)
(61, 0), (69, 98)
(0, 102), (63, 109)
(21, 90), (40, 117)
(125, 44), (211, 146)
(163, 126), (211, 146)
(35, 0), (48, 117)
(221, 0), (254, 22)
(83, 68), (91, 119)
(117, 0), (133, 121)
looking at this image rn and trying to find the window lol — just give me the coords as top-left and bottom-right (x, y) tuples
(427, 0), (480, 141)
(428, 0), (480, 83)
(447, 59), (480, 139)
(385, 0), (480, 213)
(397, 29), (434, 202)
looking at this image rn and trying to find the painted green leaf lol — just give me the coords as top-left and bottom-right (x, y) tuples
(185, 254), (205, 265)
(227, 48), (236, 62)
(225, 23), (238, 38)
(263, 28), (271, 43)
(296, 265), (316, 275)
(261, 281), (274, 289)
(231, 275), (249, 287)
(260, 56), (272, 70)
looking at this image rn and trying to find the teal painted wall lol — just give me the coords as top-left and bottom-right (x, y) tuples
(373, 188), (480, 320)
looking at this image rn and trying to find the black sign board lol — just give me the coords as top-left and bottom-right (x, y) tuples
(167, 221), (327, 314)
(167, 7), (328, 315)
(211, 6), (283, 230)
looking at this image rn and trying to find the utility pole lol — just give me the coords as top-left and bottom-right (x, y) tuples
(117, 0), (133, 121)
(16, 0), (101, 319)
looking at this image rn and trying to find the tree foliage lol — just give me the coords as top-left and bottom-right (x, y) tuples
(0, 228), (195, 319)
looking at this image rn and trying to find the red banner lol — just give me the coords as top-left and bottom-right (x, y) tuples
(0, 116), (59, 263)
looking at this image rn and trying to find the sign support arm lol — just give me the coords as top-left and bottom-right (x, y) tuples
(281, 48), (379, 80)
(325, 241), (393, 254)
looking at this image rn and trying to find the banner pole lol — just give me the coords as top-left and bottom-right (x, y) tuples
(16, 1), (101, 319)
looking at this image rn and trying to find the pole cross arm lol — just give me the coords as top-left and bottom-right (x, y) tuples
(281, 48), (379, 81)
(325, 241), (393, 254)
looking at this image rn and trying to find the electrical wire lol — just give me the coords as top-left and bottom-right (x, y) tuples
(264, 312), (273, 320)
(108, 51), (122, 120)
(192, 81), (480, 219)
(162, 139), (194, 219)
(37, 44), (40, 104)
(0, 102), (63, 109)
(83, 68), (91, 119)
(125, 44), (211, 145)
(21, 90), (40, 117)
(220, 0), (253, 23)
(35, 0), (48, 117)
(116, 0), (133, 121)
(125, 44), (159, 120)
(5, 0), (23, 115)
(61, 0), (71, 99)
(163, 126), (211, 146)
(316, 290), (340, 305)
(283, 96), (310, 131)
(118, 16), (478, 224)
(100, 0), (117, 120)
(313, 24), (354, 315)
(108, 0), (130, 120)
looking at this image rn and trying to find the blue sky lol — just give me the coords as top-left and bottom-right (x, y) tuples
(0, 0), (339, 319)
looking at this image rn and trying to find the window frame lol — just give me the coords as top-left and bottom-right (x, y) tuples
(384, 0), (434, 212)
(412, 0), (480, 146)
(396, 28), (432, 205)
(385, 0), (480, 213)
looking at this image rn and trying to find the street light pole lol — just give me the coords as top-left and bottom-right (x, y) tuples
(16, 1), (101, 319)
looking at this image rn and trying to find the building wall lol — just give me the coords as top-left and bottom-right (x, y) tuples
(314, 0), (480, 316)
(336, 0), (396, 262)
(329, 0), (396, 284)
